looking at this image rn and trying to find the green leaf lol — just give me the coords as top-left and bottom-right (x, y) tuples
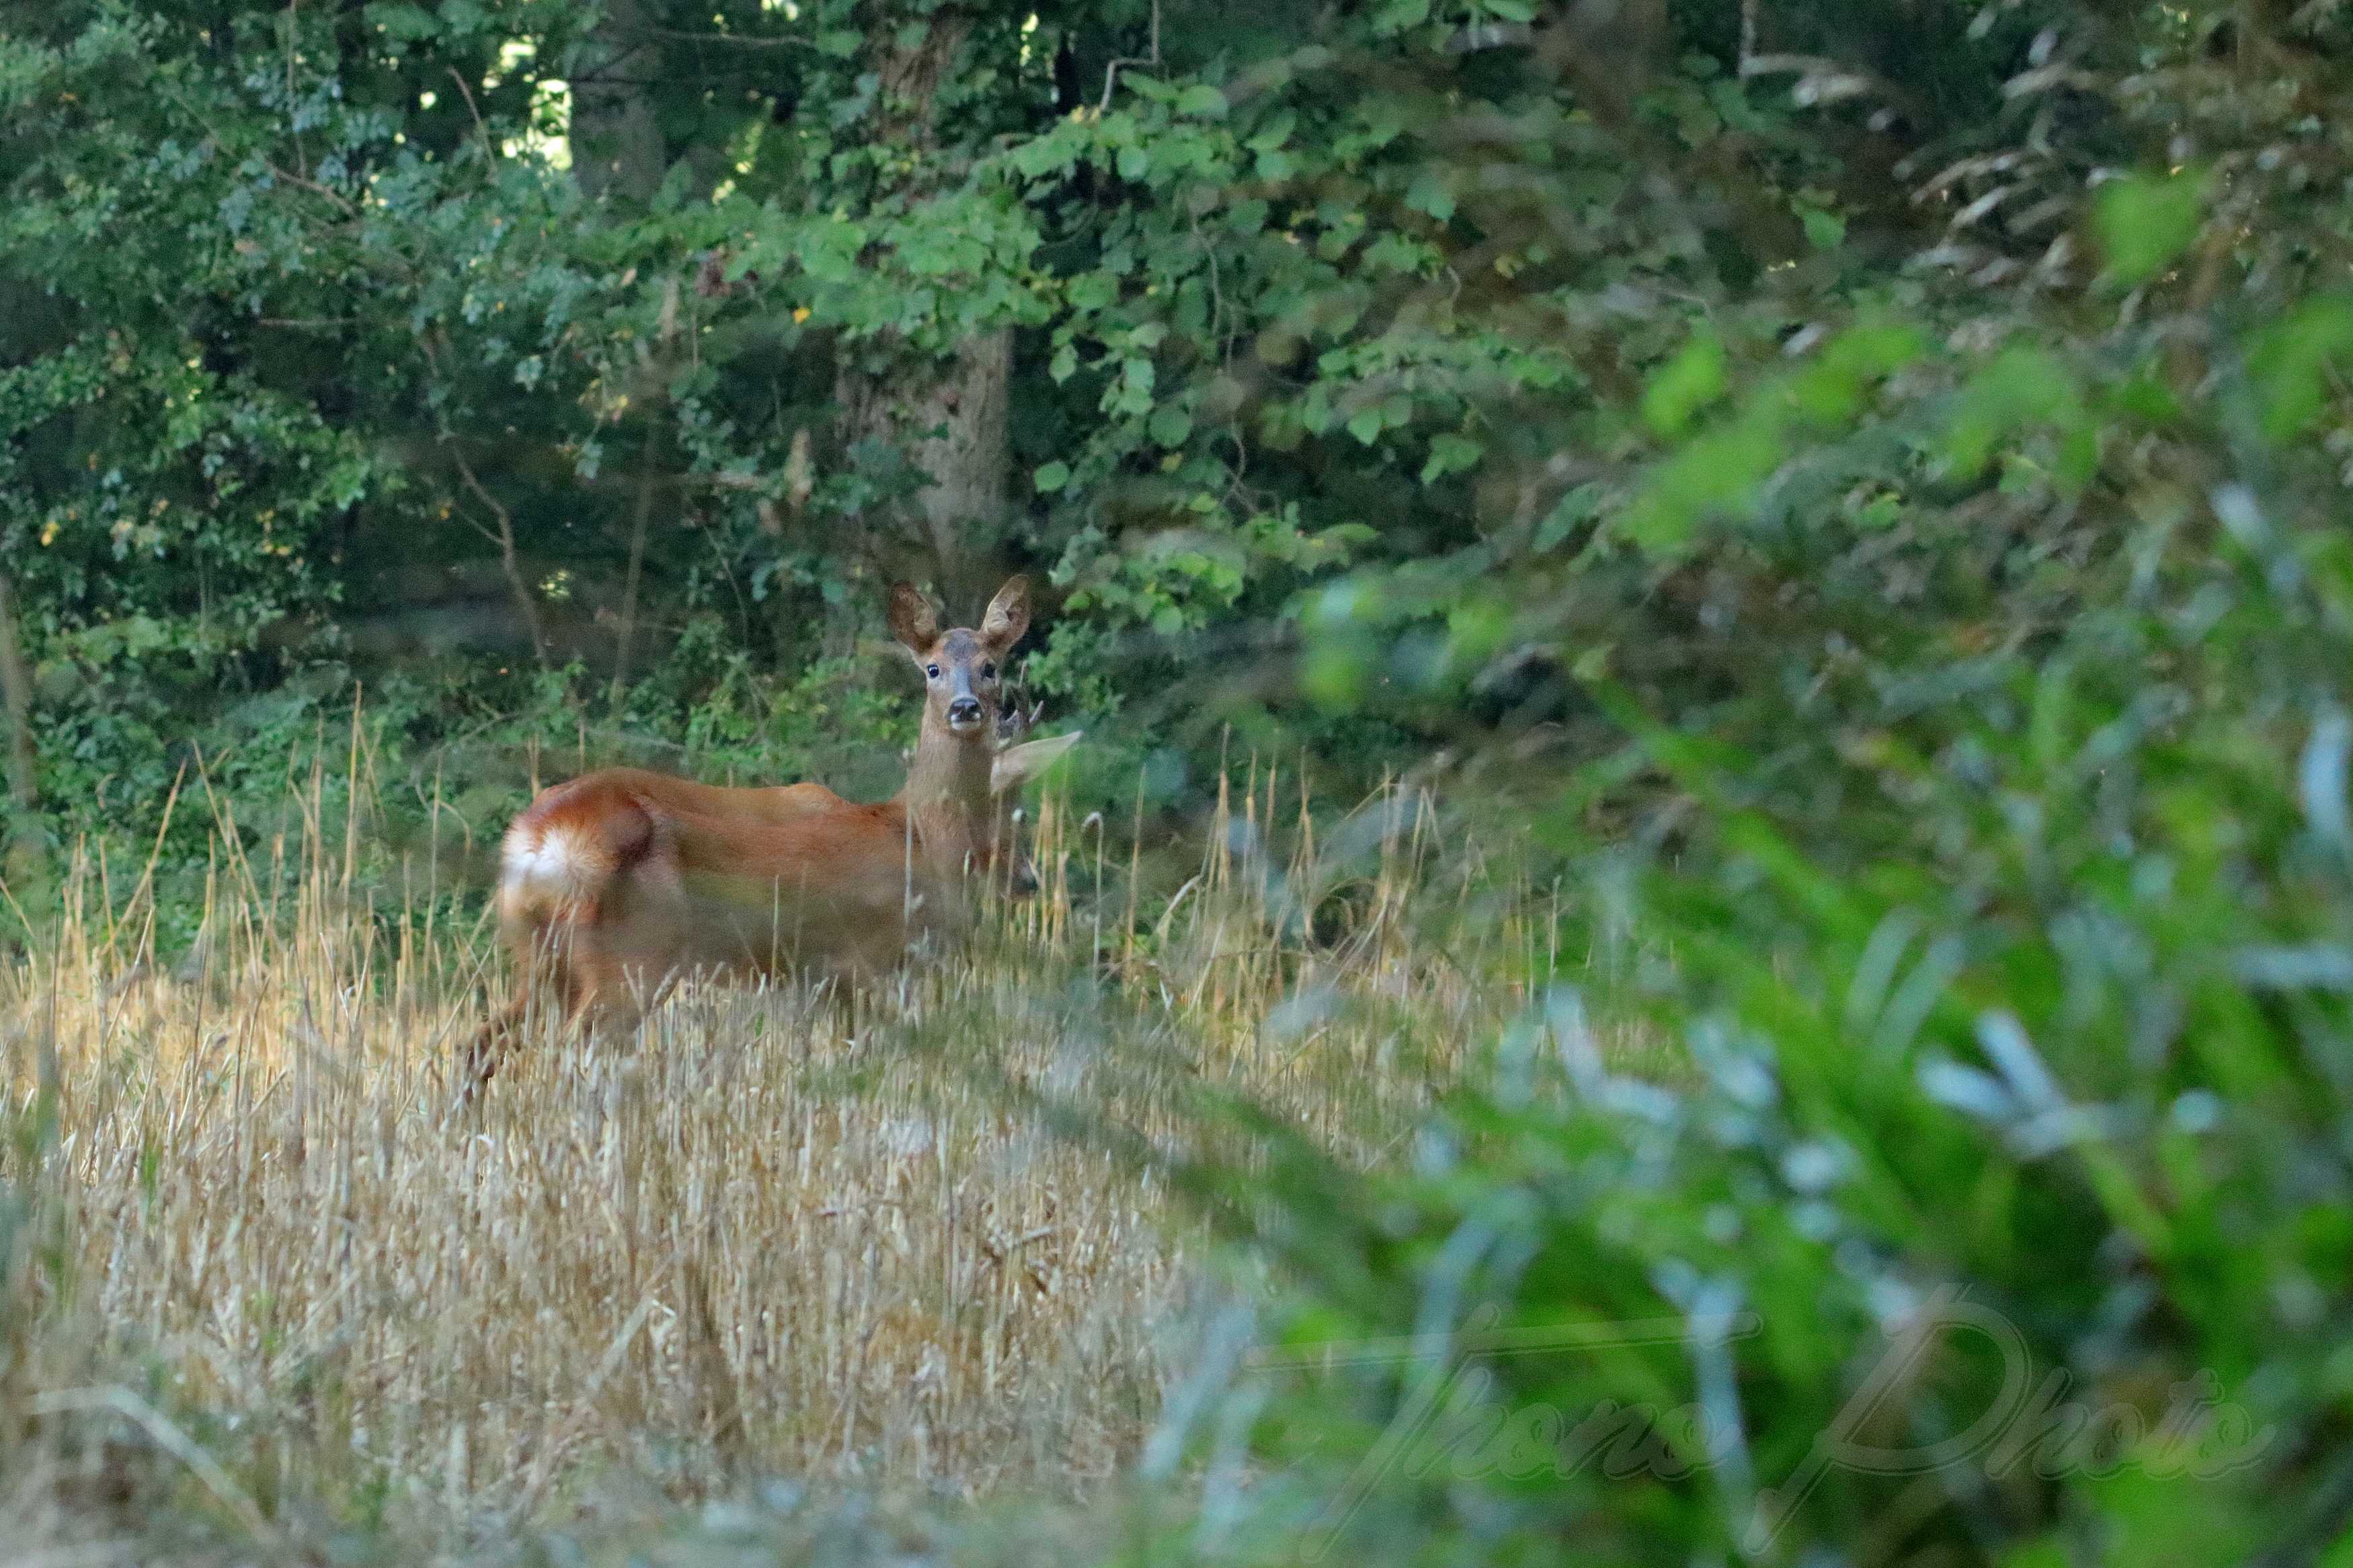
(1799, 204), (1845, 251)
(1619, 418), (1782, 557)
(1246, 112), (1296, 153)
(1149, 405), (1194, 448)
(1642, 329), (1728, 438)
(1347, 405), (1386, 445)
(1790, 320), (1927, 423)
(2095, 167), (2208, 287)
(1067, 270), (1119, 312)
(1302, 636), (1373, 710)
(1420, 434), (1482, 483)
(1536, 482), (1603, 551)
(1446, 597), (1510, 669)
(1049, 343), (1078, 384)
(1404, 168), (1455, 223)
(368, 1), (439, 40)
(1176, 84), (1228, 119)
(1034, 460), (1072, 493)
(2247, 294), (2353, 444)
(1011, 132), (1078, 180)
(1943, 345), (2077, 481)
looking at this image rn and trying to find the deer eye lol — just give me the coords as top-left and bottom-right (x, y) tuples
(980, 661), (996, 679)
(925, 663), (941, 679)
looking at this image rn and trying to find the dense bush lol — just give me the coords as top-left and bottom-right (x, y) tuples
(1142, 469), (2353, 1561)
(1109, 9), (2353, 1554)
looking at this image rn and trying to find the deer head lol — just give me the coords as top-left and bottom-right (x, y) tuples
(973, 681), (1072, 899)
(990, 678), (1076, 796)
(888, 575), (1029, 745)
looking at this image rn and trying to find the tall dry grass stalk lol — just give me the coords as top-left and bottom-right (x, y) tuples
(0, 753), (1536, 1558)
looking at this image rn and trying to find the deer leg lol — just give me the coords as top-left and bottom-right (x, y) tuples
(563, 954), (650, 1042)
(559, 827), (681, 1044)
(461, 932), (573, 1100)
(458, 990), (522, 1102)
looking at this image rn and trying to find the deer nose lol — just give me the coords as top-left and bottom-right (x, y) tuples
(948, 696), (985, 727)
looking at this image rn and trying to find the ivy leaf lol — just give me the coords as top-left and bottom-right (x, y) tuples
(1034, 460), (1072, 493)
(1799, 204), (1845, 251)
(1049, 343), (1078, 384)
(1347, 405), (1386, 445)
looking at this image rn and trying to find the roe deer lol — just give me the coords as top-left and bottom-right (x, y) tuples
(469, 575), (1078, 1086)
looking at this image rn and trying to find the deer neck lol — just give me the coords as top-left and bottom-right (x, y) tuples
(895, 709), (996, 874)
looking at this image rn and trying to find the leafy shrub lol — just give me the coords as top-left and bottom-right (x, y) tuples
(1174, 542), (2353, 1560)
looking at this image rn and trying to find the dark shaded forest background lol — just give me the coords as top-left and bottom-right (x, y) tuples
(9, 1), (2353, 1563)
(6, 0), (2329, 919)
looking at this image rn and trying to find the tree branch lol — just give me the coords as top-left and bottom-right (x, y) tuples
(450, 448), (551, 669)
(606, 451), (661, 710)
(634, 26), (811, 50)
(1100, 0), (1162, 112)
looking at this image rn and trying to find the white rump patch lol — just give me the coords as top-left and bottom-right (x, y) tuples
(501, 823), (596, 899)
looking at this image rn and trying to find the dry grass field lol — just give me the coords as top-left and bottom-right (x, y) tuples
(0, 764), (1545, 1561)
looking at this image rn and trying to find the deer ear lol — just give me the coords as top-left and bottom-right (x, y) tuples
(979, 575), (1031, 652)
(886, 582), (939, 655)
(990, 729), (1080, 796)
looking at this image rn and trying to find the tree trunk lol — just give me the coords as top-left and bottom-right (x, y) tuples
(828, 9), (1012, 616)
(837, 331), (1012, 612)
(0, 570), (36, 813)
(568, 0), (666, 202)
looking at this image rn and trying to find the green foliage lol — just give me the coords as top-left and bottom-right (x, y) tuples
(2095, 168), (2210, 288)
(11, 0), (2353, 1553)
(1136, 306), (2353, 1566)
